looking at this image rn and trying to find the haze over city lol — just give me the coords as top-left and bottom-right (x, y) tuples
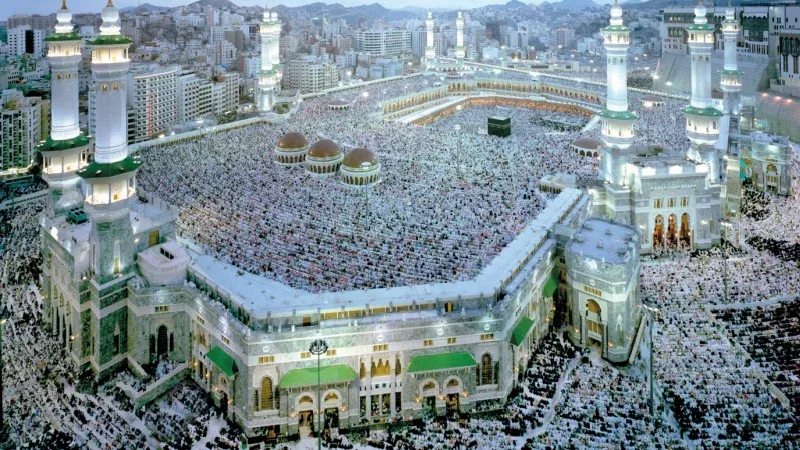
(0, 0), (798, 449)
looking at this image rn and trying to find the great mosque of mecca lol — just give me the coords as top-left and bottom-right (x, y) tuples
(34, 0), (793, 444)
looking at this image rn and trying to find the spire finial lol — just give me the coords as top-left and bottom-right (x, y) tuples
(107, 0), (114, 7)
(61, 0), (68, 10)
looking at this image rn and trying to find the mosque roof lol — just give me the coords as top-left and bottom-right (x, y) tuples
(277, 131), (308, 149)
(308, 139), (342, 159)
(343, 147), (378, 169)
(44, 32), (81, 42)
(88, 35), (133, 46)
(640, 95), (664, 103)
(572, 137), (603, 150)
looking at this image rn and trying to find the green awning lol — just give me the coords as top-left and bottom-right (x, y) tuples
(279, 364), (357, 389)
(510, 317), (535, 346)
(543, 276), (558, 298)
(407, 351), (477, 374)
(206, 346), (238, 377)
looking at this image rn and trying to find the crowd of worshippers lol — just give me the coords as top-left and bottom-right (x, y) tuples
(640, 248), (800, 448)
(136, 77), (597, 293)
(741, 158), (800, 262)
(712, 297), (800, 418)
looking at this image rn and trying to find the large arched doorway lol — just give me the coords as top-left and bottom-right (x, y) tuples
(653, 215), (664, 248)
(298, 395), (315, 430)
(667, 214), (678, 247)
(323, 392), (340, 430)
(586, 299), (603, 349)
(680, 213), (691, 247)
(766, 163), (778, 192)
(421, 380), (437, 413)
(444, 378), (461, 415)
(260, 377), (274, 410)
(157, 325), (169, 358)
(480, 354), (494, 385)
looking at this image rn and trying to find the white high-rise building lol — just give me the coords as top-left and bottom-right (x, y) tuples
(257, 6), (282, 113)
(1, 90), (42, 172)
(177, 71), (213, 122)
(38, 0), (89, 215)
(126, 65), (178, 142)
(599, 0), (636, 151)
(284, 57), (339, 94)
(684, 0), (722, 182)
(425, 12), (436, 64)
(719, 1), (742, 115)
(454, 11), (465, 60)
(354, 29), (411, 56)
(8, 26), (46, 57)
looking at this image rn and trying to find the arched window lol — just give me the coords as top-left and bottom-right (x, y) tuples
(260, 377), (274, 410)
(360, 362), (366, 379)
(587, 299), (601, 315)
(480, 353), (493, 385)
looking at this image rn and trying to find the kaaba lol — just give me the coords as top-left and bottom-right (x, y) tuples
(488, 116), (511, 137)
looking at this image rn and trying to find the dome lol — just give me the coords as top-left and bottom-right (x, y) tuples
(572, 137), (602, 150)
(641, 95), (663, 103)
(308, 139), (341, 159)
(277, 132), (308, 149)
(343, 147), (378, 169)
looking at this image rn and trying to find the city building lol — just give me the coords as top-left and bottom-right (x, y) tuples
(176, 71), (213, 122)
(126, 65), (179, 142)
(8, 26), (46, 57)
(554, 27), (575, 50)
(0, 89), (42, 172)
(354, 29), (411, 57)
(284, 57), (339, 94)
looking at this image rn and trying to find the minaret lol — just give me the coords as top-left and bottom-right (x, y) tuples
(454, 11), (465, 60)
(257, 4), (282, 113)
(684, 0), (722, 182)
(719, 1), (742, 115)
(38, 0), (89, 216)
(425, 12), (436, 66)
(77, 0), (141, 284)
(599, 0), (636, 151)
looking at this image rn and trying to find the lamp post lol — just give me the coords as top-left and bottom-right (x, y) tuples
(309, 338), (328, 450)
(0, 308), (10, 440)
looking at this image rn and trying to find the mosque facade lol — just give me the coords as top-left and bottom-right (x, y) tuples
(594, 1), (723, 253)
(41, 0), (800, 444)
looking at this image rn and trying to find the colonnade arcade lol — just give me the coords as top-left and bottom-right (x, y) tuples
(411, 96), (595, 127)
(380, 80), (603, 117)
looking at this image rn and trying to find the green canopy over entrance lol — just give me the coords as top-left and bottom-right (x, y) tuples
(279, 364), (357, 389)
(543, 275), (559, 298)
(510, 317), (535, 346)
(206, 346), (238, 377)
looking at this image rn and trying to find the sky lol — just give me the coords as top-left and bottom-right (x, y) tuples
(3, 0), (537, 19)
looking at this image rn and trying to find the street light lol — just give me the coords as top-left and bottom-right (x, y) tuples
(309, 338), (329, 450)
